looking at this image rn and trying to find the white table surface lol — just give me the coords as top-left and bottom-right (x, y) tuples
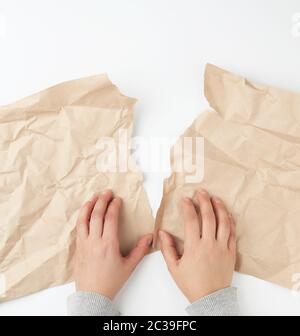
(0, 0), (300, 316)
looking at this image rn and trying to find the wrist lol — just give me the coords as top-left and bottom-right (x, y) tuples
(76, 284), (116, 300)
(188, 285), (231, 303)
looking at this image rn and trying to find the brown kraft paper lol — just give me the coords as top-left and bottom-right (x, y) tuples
(154, 64), (300, 290)
(0, 75), (154, 301)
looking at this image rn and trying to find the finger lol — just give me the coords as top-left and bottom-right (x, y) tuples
(89, 190), (113, 238)
(159, 230), (179, 271)
(228, 213), (237, 251)
(126, 233), (153, 270)
(197, 189), (216, 240)
(76, 194), (98, 239)
(211, 196), (231, 244)
(102, 197), (122, 242)
(182, 197), (201, 247)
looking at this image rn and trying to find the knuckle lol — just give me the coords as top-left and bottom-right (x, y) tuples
(220, 216), (230, 227)
(91, 208), (103, 219)
(93, 243), (107, 256)
(201, 194), (211, 203)
(83, 201), (91, 209)
(198, 192), (209, 203)
(202, 208), (213, 217)
(185, 213), (196, 223)
(107, 237), (119, 249)
(99, 239), (108, 250)
(203, 238), (216, 250)
(105, 211), (116, 223)
(220, 242), (229, 252)
(204, 214), (216, 225)
(217, 205), (226, 213)
(99, 194), (108, 202)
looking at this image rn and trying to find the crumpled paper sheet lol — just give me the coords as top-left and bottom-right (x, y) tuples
(0, 75), (154, 301)
(154, 64), (300, 289)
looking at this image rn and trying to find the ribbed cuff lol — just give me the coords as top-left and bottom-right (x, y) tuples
(186, 287), (239, 316)
(67, 291), (120, 316)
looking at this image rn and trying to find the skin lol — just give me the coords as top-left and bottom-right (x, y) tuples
(159, 188), (236, 302)
(74, 188), (236, 303)
(74, 189), (153, 299)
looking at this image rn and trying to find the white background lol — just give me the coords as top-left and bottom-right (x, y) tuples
(0, 0), (300, 316)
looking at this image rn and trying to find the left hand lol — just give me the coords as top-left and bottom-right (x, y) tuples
(74, 190), (153, 299)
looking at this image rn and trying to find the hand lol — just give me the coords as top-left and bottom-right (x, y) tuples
(159, 188), (236, 302)
(74, 190), (153, 299)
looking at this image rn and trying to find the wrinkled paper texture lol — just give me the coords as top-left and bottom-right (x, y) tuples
(155, 64), (300, 289)
(0, 75), (154, 301)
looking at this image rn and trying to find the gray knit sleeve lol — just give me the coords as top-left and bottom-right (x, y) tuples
(186, 287), (239, 316)
(67, 291), (120, 316)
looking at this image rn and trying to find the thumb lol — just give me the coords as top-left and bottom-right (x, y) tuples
(126, 233), (153, 270)
(159, 230), (179, 271)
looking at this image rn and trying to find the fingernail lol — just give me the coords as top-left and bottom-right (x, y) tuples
(198, 188), (207, 195)
(183, 197), (191, 203)
(102, 189), (112, 195)
(212, 196), (222, 204)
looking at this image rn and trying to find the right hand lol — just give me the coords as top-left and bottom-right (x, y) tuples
(159, 188), (236, 303)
